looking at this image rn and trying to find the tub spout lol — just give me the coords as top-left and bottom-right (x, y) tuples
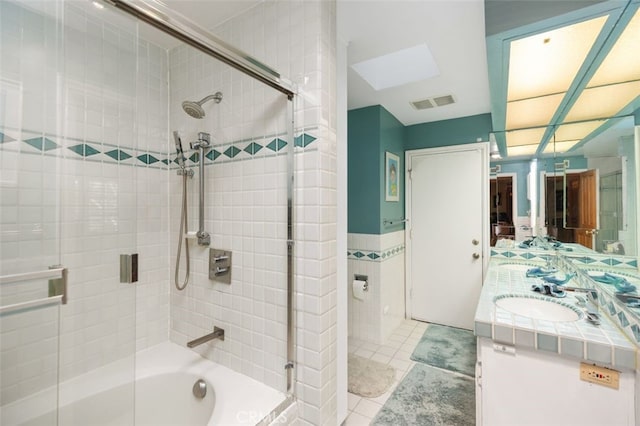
(187, 326), (225, 348)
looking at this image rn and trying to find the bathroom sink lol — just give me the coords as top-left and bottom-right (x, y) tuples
(494, 295), (582, 322)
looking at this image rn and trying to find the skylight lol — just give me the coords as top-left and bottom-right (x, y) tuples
(351, 44), (440, 91)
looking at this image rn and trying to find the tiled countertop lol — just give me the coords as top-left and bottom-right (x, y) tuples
(474, 256), (637, 370)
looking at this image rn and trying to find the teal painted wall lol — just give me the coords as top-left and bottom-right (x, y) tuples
(348, 105), (406, 235)
(348, 106), (381, 234)
(349, 108), (492, 234)
(379, 107), (405, 234)
(405, 113), (493, 150)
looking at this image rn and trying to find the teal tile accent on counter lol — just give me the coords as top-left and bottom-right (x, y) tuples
(560, 338), (584, 359)
(537, 334), (558, 352)
(494, 325), (513, 344)
(559, 254), (640, 351)
(476, 256), (638, 369)
(515, 329), (535, 348)
(614, 347), (636, 370)
(475, 322), (492, 338)
(586, 342), (612, 364)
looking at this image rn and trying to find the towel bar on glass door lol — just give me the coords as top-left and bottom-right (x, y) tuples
(0, 267), (68, 314)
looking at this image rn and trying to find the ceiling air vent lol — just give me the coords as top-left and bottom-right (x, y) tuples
(433, 95), (455, 106)
(411, 99), (434, 110)
(410, 94), (456, 110)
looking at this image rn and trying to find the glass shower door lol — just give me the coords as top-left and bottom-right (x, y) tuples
(0, 1), (65, 424)
(1, 0), (140, 424)
(56, 1), (139, 425)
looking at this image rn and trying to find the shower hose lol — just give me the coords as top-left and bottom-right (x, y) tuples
(175, 172), (190, 290)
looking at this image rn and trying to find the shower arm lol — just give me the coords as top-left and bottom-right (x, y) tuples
(191, 132), (211, 246)
(197, 93), (222, 106)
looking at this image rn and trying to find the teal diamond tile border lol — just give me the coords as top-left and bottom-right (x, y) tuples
(244, 142), (263, 155)
(1, 127), (319, 169)
(631, 324), (640, 344)
(224, 146), (241, 158)
(68, 143), (100, 157)
(347, 244), (405, 262)
(24, 136), (58, 151)
(137, 154), (159, 165)
(266, 138), (287, 152)
(0, 131), (16, 143)
(105, 149), (132, 161)
(206, 149), (221, 161)
(294, 133), (316, 148)
(558, 256), (640, 349)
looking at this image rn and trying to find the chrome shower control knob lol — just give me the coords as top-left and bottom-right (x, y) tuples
(473, 253), (480, 259)
(472, 239), (479, 245)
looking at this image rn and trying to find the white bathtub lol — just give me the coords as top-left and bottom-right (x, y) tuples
(3, 342), (293, 426)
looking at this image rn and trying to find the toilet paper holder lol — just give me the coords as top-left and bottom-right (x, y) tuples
(354, 274), (369, 291)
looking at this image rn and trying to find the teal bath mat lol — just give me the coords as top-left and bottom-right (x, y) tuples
(410, 323), (476, 377)
(372, 363), (475, 426)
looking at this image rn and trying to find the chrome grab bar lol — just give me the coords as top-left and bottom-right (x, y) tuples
(0, 267), (66, 284)
(0, 267), (68, 314)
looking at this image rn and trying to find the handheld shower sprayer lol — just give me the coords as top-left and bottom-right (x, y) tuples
(173, 131), (185, 168)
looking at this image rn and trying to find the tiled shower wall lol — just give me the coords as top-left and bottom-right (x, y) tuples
(168, 1), (338, 423)
(0, 1), (170, 405)
(347, 231), (405, 344)
(1, 0), (338, 423)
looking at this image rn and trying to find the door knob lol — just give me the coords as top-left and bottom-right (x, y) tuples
(473, 253), (480, 259)
(472, 239), (479, 246)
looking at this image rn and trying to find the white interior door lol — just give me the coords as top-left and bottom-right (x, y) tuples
(407, 144), (487, 330)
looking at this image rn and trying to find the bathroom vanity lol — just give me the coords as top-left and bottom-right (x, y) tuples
(474, 248), (639, 425)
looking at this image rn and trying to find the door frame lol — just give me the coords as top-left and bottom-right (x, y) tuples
(540, 169), (587, 235)
(405, 142), (490, 320)
(490, 172), (518, 222)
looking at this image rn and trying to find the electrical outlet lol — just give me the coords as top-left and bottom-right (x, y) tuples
(579, 363), (620, 389)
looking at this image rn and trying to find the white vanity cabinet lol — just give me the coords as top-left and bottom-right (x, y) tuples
(474, 256), (639, 426)
(475, 337), (636, 426)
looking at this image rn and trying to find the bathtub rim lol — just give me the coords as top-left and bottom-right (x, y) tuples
(1, 341), (290, 426)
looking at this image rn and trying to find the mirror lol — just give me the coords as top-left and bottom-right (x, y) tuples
(556, 116), (636, 255)
(489, 116), (637, 256)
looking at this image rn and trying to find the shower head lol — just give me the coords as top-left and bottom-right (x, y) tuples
(173, 131), (185, 167)
(182, 92), (223, 119)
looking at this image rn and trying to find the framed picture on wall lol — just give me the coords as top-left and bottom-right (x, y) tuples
(385, 151), (399, 202)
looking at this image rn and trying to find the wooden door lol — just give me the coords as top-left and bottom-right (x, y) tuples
(576, 170), (598, 249)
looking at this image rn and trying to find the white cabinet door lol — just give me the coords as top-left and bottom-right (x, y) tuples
(478, 338), (635, 425)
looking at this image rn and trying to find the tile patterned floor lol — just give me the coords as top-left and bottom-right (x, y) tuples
(345, 319), (429, 425)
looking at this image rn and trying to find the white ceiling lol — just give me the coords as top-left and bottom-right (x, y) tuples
(338, 0), (491, 126)
(140, 0), (491, 127)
